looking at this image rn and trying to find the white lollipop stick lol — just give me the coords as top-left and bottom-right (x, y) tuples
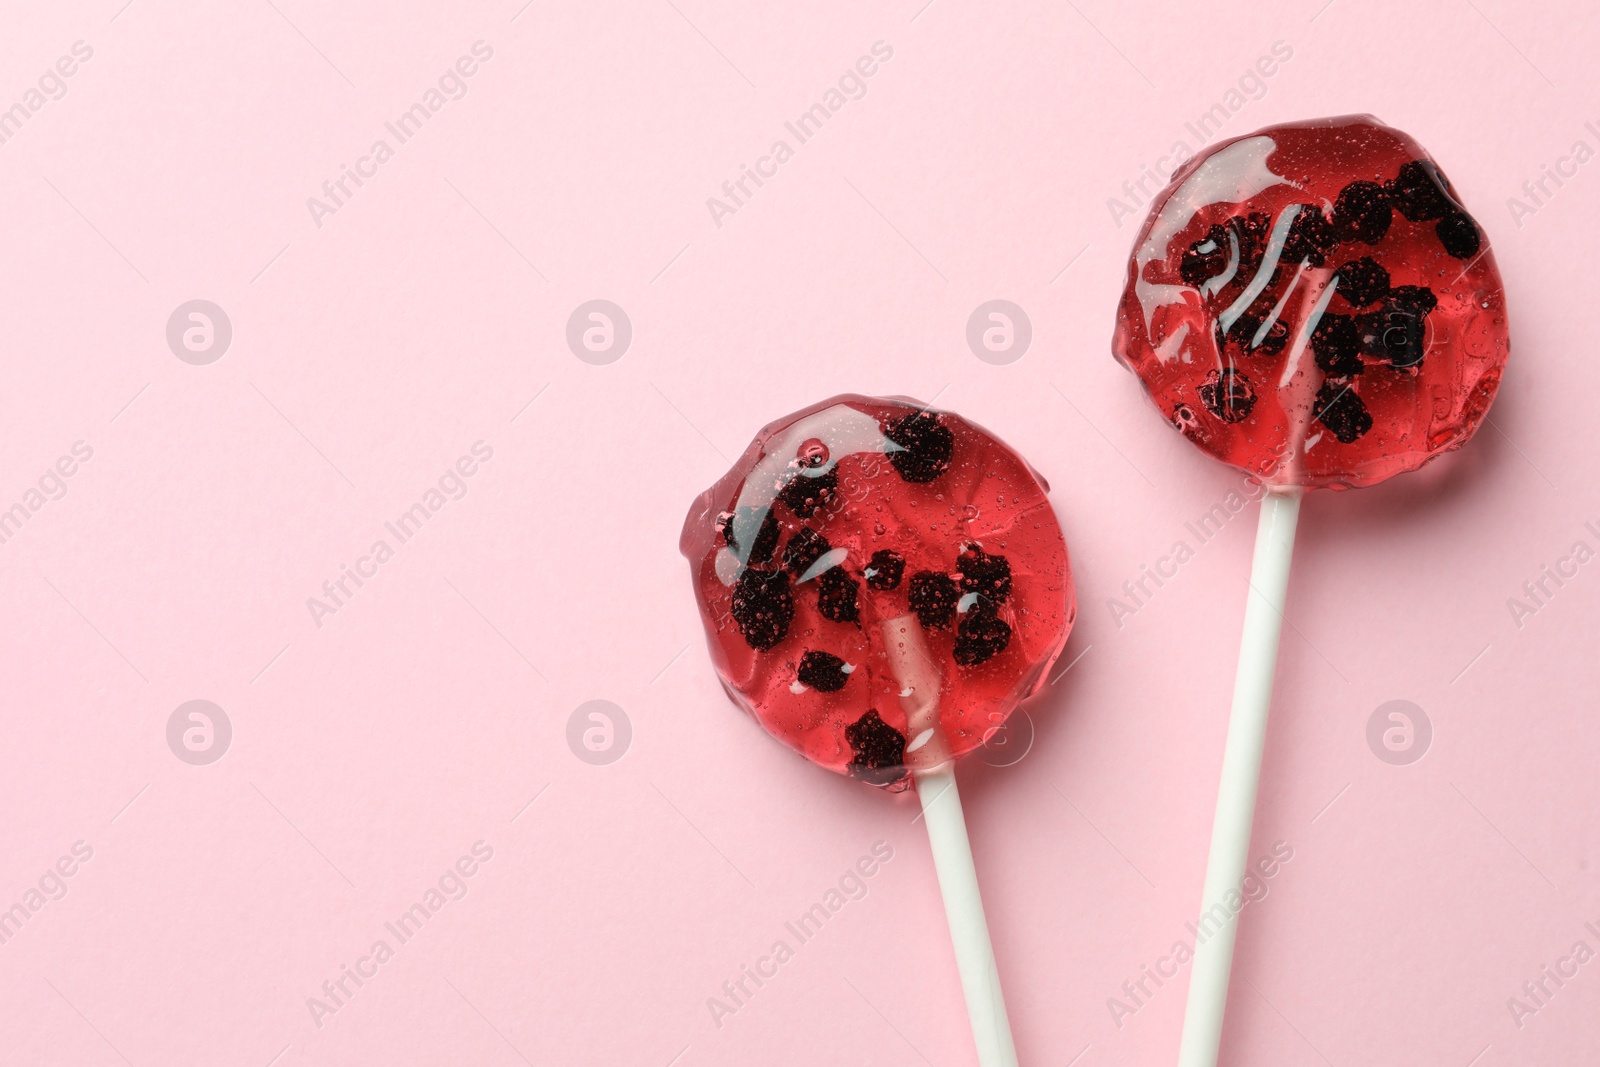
(1176, 485), (1302, 1067)
(917, 767), (1018, 1067)
(883, 614), (1019, 1067)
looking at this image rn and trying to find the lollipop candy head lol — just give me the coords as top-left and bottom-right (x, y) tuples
(1112, 115), (1510, 489)
(680, 395), (1075, 790)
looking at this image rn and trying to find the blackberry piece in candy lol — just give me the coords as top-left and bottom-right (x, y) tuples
(953, 605), (1012, 667)
(1223, 271), (1281, 348)
(1388, 285), (1439, 317)
(719, 508), (779, 566)
(816, 567), (860, 624)
(1172, 403), (1201, 434)
(1436, 212), (1481, 259)
(1356, 310), (1422, 369)
(1261, 323), (1291, 355)
(1311, 313), (1363, 378)
(1334, 257), (1391, 308)
(731, 568), (794, 651)
(1357, 286), (1437, 369)
(1252, 316), (1290, 356)
(845, 709), (906, 787)
(1231, 212), (1273, 275)
(863, 548), (906, 591)
(1227, 306), (1289, 356)
(1281, 205), (1338, 267)
(1313, 381), (1373, 443)
(1388, 160), (1455, 222)
(1224, 271), (1272, 334)
(779, 467), (837, 518)
(796, 650), (851, 692)
(1198, 367), (1256, 423)
(956, 545), (1012, 603)
(1180, 224), (1232, 287)
(782, 527), (831, 577)
(1331, 180), (1393, 244)
(907, 571), (960, 629)
(1225, 312), (1262, 350)
(885, 411), (954, 483)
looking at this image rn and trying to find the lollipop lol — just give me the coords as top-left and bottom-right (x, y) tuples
(1111, 115), (1509, 1067)
(681, 394), (1075, 1067)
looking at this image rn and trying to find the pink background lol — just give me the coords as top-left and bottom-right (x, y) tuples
(1, 1), (1595, 1064)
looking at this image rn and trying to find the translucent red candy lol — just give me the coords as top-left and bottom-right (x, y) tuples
(680, 395), (1076, 790)
(1112, 115), (1510, 489)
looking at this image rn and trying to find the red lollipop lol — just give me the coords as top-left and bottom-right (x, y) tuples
(682, 395), (1075, 1067)
(1110, 116), (1509, 1067)
(1114, 115), (1507, 489)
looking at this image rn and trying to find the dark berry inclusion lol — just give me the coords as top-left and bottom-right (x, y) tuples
(731, 568), (794, 651)
(863, 549), (905, 591)
(782, 527), (830, 576)
(797, 650), (850, 692)
(845, 709), (906, 786)
(907, 571), (959, 629)
(885, 411), (954, 484)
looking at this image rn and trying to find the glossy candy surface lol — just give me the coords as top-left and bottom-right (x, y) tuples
(681, 396), (1075, 789)
(1112, 115), (1509, 489)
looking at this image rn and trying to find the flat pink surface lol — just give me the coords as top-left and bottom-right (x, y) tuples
(1, 2), (1594, 1064)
